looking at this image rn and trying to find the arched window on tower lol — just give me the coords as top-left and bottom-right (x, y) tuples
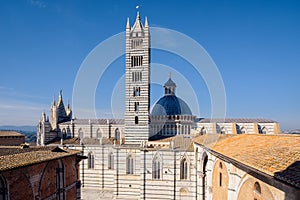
(180, 158), (188, 180)
(133, 87), (140, 96)
(135, 116), (139, 124)
(0, 175), (7, 200)
(87, 152), (94, 169)
(126, 155), (134, 174)
(134, 102), (140, 112)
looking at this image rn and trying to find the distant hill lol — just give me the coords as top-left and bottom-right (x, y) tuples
(0, 125), (37, 143)
(0, 125), (36, 132)
(282, 129), (300, 134)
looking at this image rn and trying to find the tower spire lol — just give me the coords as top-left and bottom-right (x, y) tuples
(145, 16), (148, 28)
(126, 17), (130, 29)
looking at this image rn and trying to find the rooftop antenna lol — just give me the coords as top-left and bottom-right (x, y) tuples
(169, 72), (172, 79)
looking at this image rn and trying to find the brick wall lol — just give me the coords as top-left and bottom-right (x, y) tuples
(0, 154), (79, 200)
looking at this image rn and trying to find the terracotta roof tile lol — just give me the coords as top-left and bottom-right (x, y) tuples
(0, 146), (80, 171)
(194, 134), (300, 188)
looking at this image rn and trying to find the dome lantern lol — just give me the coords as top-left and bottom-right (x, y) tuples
(164, 73), (176, 96)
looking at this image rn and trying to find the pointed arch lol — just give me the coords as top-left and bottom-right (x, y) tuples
(126, 154), (134, 174)
(180, 156), (189, 180)
(115, 128), (120, 141)
(152, 152), (162, 179)
(87, 152), (94, 169)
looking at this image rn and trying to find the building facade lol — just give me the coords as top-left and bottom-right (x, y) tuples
(34, 12), (299, 200)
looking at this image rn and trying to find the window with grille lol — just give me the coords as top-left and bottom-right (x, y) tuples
(131, 56), (143, 67)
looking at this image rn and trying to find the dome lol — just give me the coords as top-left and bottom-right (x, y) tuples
(151, 95), (192, 116)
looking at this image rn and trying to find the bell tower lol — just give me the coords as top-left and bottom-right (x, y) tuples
(124, 12), (150, 144)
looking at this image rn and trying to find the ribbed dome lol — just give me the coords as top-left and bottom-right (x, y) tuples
(151, 95), (192, 116)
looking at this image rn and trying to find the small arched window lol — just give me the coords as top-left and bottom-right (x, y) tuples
(126, 155), (134, 174)
(180, 158), (188, 180)
(135, 116), (139, 124)
(115, 128), (120, 141)
(88, 152), (94, 169)
(108, 152), (114, 169)
(96, 128), (102, 139)
(254, 182), (261, 195)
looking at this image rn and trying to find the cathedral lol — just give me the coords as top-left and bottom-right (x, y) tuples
(37, 12), (299, 200)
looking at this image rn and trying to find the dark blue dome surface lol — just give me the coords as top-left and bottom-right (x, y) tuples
(151, 95), (192, 116)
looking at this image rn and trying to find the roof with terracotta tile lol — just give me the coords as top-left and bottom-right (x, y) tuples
(194, 134), (300, 188)
(0, 131), (24, 137)
(0, 146), (80, 171)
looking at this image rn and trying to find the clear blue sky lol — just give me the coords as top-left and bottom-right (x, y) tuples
(0, 0), (299, 130)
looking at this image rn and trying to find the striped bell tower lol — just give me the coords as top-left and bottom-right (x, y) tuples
(124, 12), (150, 144)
